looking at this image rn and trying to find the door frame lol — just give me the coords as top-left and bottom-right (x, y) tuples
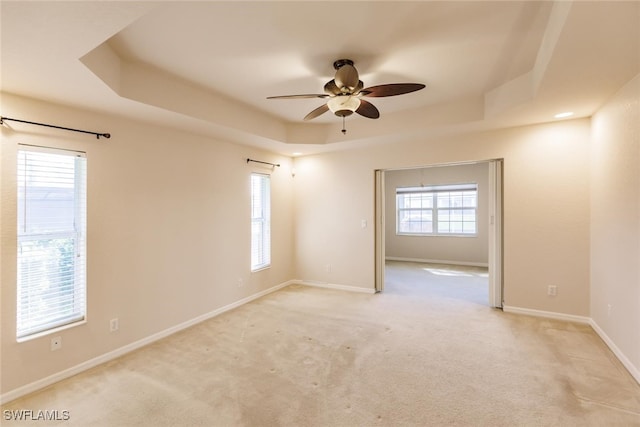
(375, 169), (386, 292)
(374, 159), (504, 307)
(488, 159), (504, 307)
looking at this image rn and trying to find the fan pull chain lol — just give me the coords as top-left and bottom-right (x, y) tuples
(341, 116), (347, 135)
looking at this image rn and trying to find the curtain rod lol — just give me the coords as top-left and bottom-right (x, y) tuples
(247, 158), (280, 168)
(0, 116), (111, 139)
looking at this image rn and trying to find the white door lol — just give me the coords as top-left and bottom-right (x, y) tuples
(488, 160), (504, 307)
(375, 169), (385, 292)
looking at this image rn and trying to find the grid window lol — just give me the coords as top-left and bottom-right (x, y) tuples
(251, 173), (271, 271)
(397, 184), (477, 236)
(17, 146), (87, 339)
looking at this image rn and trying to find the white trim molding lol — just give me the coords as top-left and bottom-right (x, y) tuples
(502, 306), (640, 384)
(0, 280), (295, 405)
(502, 305), (591, 324)
(503, 306), (639, 386)
(589, 319), (640, 385)
(296, 280), (376, 294)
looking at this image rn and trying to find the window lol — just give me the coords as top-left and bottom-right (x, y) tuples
(397, 184), (477, 236)
(17, 146), (87, 339)
(250, 173), (270, 271)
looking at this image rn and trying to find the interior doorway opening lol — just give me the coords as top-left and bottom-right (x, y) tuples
(375, 159), (503, 308)
(384, 261), (490, 306)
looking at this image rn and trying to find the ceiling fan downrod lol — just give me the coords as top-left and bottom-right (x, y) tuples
(333, 59), (354, 70)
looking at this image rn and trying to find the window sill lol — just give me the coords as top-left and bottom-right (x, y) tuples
(251, 265), (271, 273)
(17, 319), (87, 343)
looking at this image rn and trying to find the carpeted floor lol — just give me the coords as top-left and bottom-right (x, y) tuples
(3, 261), (640, 426)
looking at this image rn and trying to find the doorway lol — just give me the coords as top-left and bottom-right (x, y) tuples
(375, 160), (503, 308)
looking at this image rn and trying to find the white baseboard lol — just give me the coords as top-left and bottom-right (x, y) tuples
(589, 319), (640, 385)
(0, 280), (295, 405)
(296, 280), (376, 294)
(502, 305), (591, 324)
(503, 306), (639, 385)
(4, 284), (637, 404)
(386, 256), (488, 268)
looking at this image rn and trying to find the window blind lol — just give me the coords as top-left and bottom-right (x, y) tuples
(396, 183), (477, 194)
(250, 173), (271, 271)
(17, 147), (87, 339)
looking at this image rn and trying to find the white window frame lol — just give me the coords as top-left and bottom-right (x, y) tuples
(16, 145), (87, 340)
(250, 173), (271, 271)
(396, 183), (478, 237)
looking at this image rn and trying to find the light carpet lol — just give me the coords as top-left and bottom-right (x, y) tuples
(2, 261), (640, 426)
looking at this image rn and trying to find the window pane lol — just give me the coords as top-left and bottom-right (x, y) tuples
(463, 210), (476, 221)
(409, 197), (422, 208)
(398, 208), (432, 234)
(251, 174), (270, 270)
(17, 148), (86, 339)
(437, 192), (450, 208)
(462, 192), (476, 207)
(450, 193), (463, 207)
(424, 194), (434, 209)
(18, 238), (82, 334)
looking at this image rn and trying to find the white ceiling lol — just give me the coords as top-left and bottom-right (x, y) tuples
(1, 1), (638, 155)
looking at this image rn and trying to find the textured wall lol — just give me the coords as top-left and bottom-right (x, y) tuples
(294, 119), (591, 315)
(590, 73), (640, 378)
(0, 93), (295, 395)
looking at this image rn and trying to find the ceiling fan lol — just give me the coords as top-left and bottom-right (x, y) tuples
(267, 59), (425, 134)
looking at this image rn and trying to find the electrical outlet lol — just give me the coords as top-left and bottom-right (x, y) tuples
(51, 336), (62, 351)
(110, 318), (119, 332)
(607, 304), (612, 316)
(548, 285), (557, 296)
(326, 264), (332, 273)
(237, 278), (244, 288)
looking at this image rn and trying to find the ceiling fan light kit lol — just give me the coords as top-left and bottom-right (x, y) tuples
(327, 95), (361, 116)
(267, 59), (425, 134)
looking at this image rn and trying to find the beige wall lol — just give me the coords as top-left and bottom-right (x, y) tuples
(1, 90), (604, 396)
(0, 93), (295, 394)
(384, 163), (490, 266)
(294, 119), (591, 315)
(590, 73), (640, 377)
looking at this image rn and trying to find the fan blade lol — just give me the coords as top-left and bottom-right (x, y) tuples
(267, 94), (329, 99)
(352, 80), (364, 95)
(355, 99), (380, 119)
(324, 80), (341, 96)
(304, 103), (329, 121)
(361, 83), (425, 97)
(335, 64), (359, 90)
